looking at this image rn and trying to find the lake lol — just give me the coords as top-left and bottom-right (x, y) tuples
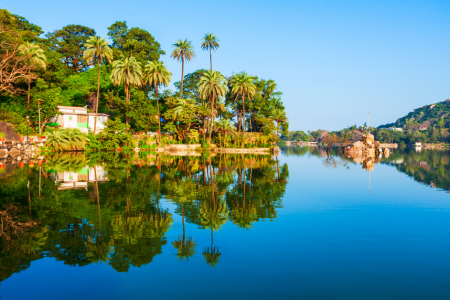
(1, 147), (449, 299)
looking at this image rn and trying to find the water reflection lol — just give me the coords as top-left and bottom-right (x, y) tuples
(0, 152), (288, 281)
(281, 145), (450, 191)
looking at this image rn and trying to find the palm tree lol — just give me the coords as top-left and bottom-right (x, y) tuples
(110, 56), (143, 127)
(167, 179), (197, 261)
(199, 200), (228, 267)
(171, 39), (195, 99)
(144, 61), (171, 147)
(201, 33), (220, 71)
(45, 130), (70, 151)
(231, 72), (256, 148)
(222, 119), (235, 148)
(65, 128), (89, 150)
(198, 70), (229, 144)
(83, 36), (113, 134)
(270, 109), (287, 138)
(19, 42), (46, 111)
(215, 118), (235, 148)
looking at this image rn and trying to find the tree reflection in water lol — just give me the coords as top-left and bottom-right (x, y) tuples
(0, 152), (288, 280)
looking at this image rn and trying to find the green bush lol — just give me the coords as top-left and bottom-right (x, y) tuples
(45, 128), (88, 151)
(94, 118), (133, 150)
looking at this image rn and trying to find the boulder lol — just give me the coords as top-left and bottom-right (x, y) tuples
(353, 141), (364, 149)
(0, 122), (21, 141)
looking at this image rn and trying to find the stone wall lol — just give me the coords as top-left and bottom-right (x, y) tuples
(212, 148), (271, 153)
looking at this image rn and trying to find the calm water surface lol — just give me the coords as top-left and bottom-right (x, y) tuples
(0, 147), (449, 299)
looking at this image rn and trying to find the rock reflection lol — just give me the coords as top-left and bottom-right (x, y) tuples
(282, 145), (450, 191)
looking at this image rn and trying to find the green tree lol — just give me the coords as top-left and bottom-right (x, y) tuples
(18, 42), (47, 111)
(270, 109), (287, 138)
(46, 25), (96, 72)
(173, 69), (207, 101)
(201, 33), (219, 71)
(171, 39), (195, 99)
(107, 21), (164, 62)
(83, 36), (113, 134)
(110, 56), (143, 127)
(29, 79), (64, 132)
(144, 61), (171, 146)
(198, 70), (229, 144)
(231, 72), (256, 147)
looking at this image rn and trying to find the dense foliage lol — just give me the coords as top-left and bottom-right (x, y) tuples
(0, 8), (288, 148)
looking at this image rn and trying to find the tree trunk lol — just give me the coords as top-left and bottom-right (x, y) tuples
(95, 166), (101, 242)
(180, 56), (184, 99)
(224, 133), (226, 148)
(94, 61), (100, 134)
(125, 84), (130, 128)
(202, 116), (206, 144)
(208, 94), (215, 144)
(237, 109), (241, 132)
(27, 79), (30, 111)
(40, 119), (48, 134)
(276, 156), (280, 180)
(156, 85), (161, 147)
(181, 202), (185, 244)
(277, 121), (279, 138)
(243, 156), (246, 209)
(210, 48), (212, 71)
(157, 154), (161, 214)
(242, 95), (246, 148)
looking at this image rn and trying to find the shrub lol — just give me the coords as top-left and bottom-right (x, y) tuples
(45, 128), (88, 151)
(95, 118), (133, 150)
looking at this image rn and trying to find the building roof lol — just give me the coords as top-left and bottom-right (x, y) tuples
(57, 106), (109, 117)
(58, 106), (87, 111)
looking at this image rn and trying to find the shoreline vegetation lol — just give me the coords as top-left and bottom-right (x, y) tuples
(0, 9), (288, 153)
(283, 99), (450, 148)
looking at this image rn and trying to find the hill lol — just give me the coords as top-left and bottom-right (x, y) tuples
(378, 99), (450, 129)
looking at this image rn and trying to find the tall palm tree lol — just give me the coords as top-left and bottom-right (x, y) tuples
(110, 56), (143, 127)
(144, 61), (171, 147)
(171, 39), (195, 99)
(199, 198), (228, 267)
(201, 33), (220, 71)
(19, 42), (47, 111)
(83, 36), (113, 134)
(270, 109), (287, 138)
(231, 72), (256, 148)
(198, 70), (229, 144)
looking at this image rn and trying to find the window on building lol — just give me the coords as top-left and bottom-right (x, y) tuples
(68, 116), (73, 121)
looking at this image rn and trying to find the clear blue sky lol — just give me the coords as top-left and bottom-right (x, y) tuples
(3, 0), (450, 131)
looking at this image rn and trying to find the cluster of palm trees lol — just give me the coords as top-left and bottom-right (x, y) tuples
(83, 32), (268, 147)
(19, 32), (283, 147)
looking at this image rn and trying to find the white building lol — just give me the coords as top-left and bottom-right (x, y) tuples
(53, 106), (109, 133)
(388, 127), (403, 132)
(54, 166), (108, 190)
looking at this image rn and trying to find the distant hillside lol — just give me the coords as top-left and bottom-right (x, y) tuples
(378, 99), (450, 129)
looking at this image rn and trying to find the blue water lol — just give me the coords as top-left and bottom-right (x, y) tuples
(1, 148), (449, 299)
